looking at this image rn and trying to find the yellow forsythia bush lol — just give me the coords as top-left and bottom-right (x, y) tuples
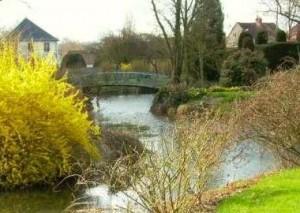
(0, 43), (100, 189)
(120, 63), (133, 72)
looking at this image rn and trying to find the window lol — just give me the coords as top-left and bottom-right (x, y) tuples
(44, 42), (50, 52)
(28, 43), (33, 52)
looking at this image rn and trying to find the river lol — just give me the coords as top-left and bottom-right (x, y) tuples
(85, 94), (279, 211)
(0, 94), (279, 212)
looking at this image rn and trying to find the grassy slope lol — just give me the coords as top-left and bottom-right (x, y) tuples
(186, 87), (254, 105)
(207, 90), (254, 103)
(217, 169), (300, 213)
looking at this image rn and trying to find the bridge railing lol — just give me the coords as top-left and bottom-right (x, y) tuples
(67, 69), (170, 89)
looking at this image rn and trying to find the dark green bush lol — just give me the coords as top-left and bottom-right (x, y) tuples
(204, 60), (221, 82)
(238, 32), (253, 49)
(242, 36), (255, 51)
(221, 49), (267, 86)
(256, 31), (268, 44)
(276, 30), (287, 42)
(257, 42), (300, 70)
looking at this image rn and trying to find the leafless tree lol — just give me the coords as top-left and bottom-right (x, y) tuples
(262, 0), (300, 34)
(151, 0), (201, 84)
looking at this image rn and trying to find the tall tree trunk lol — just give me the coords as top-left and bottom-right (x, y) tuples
(198, 50), (204, 87)
(173, 0), (183, 84)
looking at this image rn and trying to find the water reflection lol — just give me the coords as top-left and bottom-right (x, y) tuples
(0, 188), (72, 213)
(212, 140), (280, 187)
(92, 94), (173, 152)
(86, 185), (143, 212)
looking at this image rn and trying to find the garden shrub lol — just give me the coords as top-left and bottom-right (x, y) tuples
(255, 31), (268, 44)
(203, 49), (226, 82)
(257, 42), (300, 70)
(0, 43), (100, 189)
(123, 111), (238, 212)
(276, 30), (287, 42)
(221, 49), (267, 86)
(242, 36), (255, 51)
(238, 32), (253, 49)
(120, 63), (133, 71)
(238, 68), (300, 166)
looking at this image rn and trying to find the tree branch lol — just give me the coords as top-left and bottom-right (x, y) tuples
(151, 0), (173, 55)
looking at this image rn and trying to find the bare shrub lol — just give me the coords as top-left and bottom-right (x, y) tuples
(114, 112), (238, 212)
(68, 110), (239, 212)
(238, 67), (300, 166)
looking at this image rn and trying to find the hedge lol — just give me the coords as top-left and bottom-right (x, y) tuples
(257, 42), (300, 70)
(238, 32), (253, 49)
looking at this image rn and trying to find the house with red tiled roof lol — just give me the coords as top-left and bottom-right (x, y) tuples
(227, 17), (278, 48)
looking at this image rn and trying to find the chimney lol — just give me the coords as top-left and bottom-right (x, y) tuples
(256, 17), (263, 26)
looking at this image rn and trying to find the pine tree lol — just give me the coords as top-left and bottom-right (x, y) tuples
(242, 36), (255, 51)
(256, 31), (269, 44)
(238, 32), (253, 49)
(194, 0), (225, 49)
(186, 0), (225, 83)
(276, 30), (287, 42)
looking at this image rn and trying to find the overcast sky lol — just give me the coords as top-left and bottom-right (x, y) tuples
(0, 0), (276, 42)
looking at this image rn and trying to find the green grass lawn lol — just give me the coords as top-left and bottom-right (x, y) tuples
(187, 87), (254, 103)
(217, 169), (300, 213)
(207, 90), (254, 103)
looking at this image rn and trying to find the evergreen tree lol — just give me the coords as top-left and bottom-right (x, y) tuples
(276, 30), (287, 42)
(186, 0), (225, 83)
(199, 0), (225, 47)
(242, 36), (255, 51)
(238, 32), (253, 49)
(256, 31), (269, 44)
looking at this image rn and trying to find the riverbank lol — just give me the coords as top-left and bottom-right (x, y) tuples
(72, 168), (300, 213)
(151, 85), (254, 118)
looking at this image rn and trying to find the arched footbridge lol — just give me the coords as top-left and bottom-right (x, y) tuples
(67, 69), (170, 89)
